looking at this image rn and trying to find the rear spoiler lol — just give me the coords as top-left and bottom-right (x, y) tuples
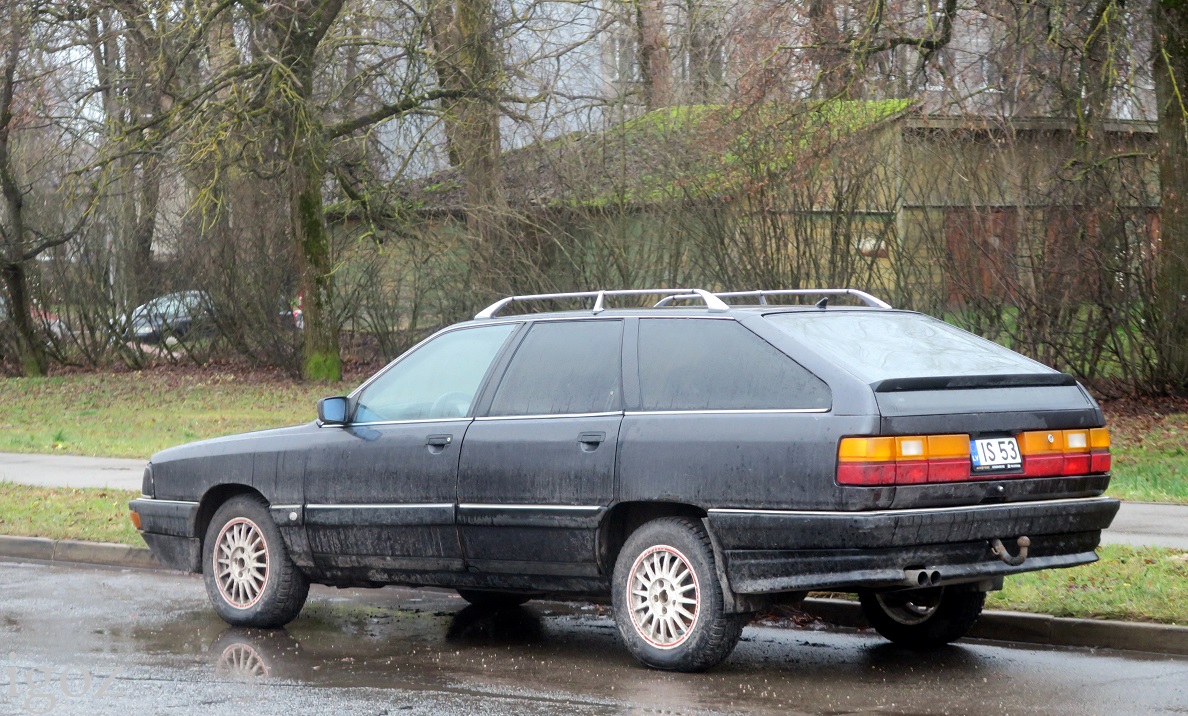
(871, 373), (1077, 392)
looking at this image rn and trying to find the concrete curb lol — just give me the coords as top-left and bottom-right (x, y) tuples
(0, 535), (161, 571)
(2, 536), (1186, 657)
(801, 597), (1188, 657)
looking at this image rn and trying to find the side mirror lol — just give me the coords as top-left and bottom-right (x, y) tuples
(317, 396), (349, 425)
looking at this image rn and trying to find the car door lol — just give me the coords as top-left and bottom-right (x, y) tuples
(303, 322), (520, 581)
(618, 317), (835, 510)
(457, 319), (624, 578)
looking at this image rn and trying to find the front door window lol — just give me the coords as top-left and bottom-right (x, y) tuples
(353, 323), (517, 423)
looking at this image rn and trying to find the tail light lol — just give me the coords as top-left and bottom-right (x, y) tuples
(1018, 428), (1110, 477)
(837, 427), (1111, 486)
(837, 434), (969, 486)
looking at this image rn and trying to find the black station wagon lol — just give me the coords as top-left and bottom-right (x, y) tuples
(130, 288), (1119, 671)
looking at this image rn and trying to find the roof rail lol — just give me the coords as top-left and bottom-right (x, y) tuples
(475, 288), (730, 319)
(716, 289), (892, 309)
(655, 289), (892, 309)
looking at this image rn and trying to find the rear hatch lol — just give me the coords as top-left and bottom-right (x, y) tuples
(765, 310), (1110, 509)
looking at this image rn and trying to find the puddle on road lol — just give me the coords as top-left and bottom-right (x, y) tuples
(5, 566), (1187, 715)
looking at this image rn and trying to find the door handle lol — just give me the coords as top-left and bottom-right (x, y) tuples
(426, 434), (453, 448)
(578, 432), (606, 446)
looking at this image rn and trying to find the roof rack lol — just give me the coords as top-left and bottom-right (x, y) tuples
(475, 288), (730, 319)
(654, 288), (891, 309)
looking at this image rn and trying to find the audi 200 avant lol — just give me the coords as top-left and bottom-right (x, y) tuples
(130, 288), (1118, 671)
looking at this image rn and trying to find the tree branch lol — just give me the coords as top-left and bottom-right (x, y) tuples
(323, 87), (471, 141)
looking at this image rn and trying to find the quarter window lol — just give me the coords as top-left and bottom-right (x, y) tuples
(637, 319), (830, 411)
(353, 323), (517, 422)
(489, 320), (623, 416)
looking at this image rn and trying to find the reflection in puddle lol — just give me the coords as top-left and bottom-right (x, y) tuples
(211, 629), (302, 681)
(208, 605), (551, 682)
(446, 605), (545, 645)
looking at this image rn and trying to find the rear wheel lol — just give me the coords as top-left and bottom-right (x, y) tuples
(612, 517), (746, 672)
(202, 495), (309, 628)
(455, 589), (531, 609)
(859, 586), (984, 649)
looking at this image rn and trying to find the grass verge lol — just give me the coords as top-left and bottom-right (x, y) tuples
(1100, 410), (1188, 503)
(986, 544), (1188, 625)
(0, 370), (1185, 504)
(0, 482), (141, 547)
(0, 368), (356, 459)
(1, 483), (1186, 625)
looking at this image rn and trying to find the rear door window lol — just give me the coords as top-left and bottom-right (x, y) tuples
(488, 320), (623, 416)
(637, 319), (830, 411)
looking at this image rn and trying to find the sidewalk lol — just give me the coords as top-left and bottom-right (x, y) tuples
(2, 451), (1186, 549)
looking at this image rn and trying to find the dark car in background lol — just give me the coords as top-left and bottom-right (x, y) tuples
(126, 290), (212, 344)
(129, 288), (1118, 671)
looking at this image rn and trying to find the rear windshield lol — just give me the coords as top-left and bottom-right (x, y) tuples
(764, 311), (1053, 383)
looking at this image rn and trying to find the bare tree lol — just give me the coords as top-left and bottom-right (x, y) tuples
(0, 2), (89, 376)
(1153, 0), (1188, 390)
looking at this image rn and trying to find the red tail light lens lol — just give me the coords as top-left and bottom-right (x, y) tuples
(1019, 428), (1110, 477)
(838, 435), (970, 485)
(839, 427), (1111, 486)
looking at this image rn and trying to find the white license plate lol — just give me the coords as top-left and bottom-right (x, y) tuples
(970, 437), (1022, 472)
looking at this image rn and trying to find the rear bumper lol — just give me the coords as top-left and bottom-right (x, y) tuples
(707, 496), (1119, 594)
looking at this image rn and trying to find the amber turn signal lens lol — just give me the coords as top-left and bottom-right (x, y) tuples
(1090, 427), (1111, 449)
(839, 437), (894, 462)
(129, 511), (142, 530)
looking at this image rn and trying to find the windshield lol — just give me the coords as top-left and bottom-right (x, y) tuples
(764, 311), (1054, 383)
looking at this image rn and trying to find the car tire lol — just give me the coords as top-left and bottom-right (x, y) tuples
(612, 517), (746, 672)
(455, 589), (531, 609)
(202, 494), (309, 628)
(859, 586), (984, 649)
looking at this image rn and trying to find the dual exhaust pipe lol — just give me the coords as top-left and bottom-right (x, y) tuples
(900, 535), (1031, 588)
(903, 568), (942, 587)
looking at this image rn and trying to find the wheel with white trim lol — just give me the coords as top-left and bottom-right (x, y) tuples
(202, 494), (309, 628)
(612, 517), (746, 671)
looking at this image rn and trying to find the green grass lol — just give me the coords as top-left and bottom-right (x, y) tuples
(987, 544), (1188, 625)
(0, 369), (356, 459)
(1103, 412), (1188, 503)
(6, 369), (1185, 502)
(0, 482), (142, 546)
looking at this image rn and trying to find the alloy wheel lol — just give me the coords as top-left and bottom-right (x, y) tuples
(626, 544), (701, 648)
(213, 517), (269, 610)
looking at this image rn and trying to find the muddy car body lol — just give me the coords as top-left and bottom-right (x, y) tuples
(131, 288), (1118, 671)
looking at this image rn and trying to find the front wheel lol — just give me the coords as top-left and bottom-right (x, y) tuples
(202, 495), (309, 628)
(612, 517), (746, 672)
(859, 586), (984, 649)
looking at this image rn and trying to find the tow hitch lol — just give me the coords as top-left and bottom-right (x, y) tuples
(990, 536), (1031, 566)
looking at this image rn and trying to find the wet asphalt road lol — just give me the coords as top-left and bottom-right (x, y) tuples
(2, 561), (1187, 716)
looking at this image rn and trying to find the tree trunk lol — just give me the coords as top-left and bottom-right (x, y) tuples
(429, 0), (510, 293)
(808, 0), (854, 99)
(636, 0), (674, 109)
(1154, 0), (1188, 392)
(1, 261), (47, 377)
(285, 60), (341, 382)
(0, 15), (47, 377)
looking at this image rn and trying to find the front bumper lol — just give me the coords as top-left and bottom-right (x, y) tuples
(707, 496), (1119, 594)
(129, 497), (201, 572)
